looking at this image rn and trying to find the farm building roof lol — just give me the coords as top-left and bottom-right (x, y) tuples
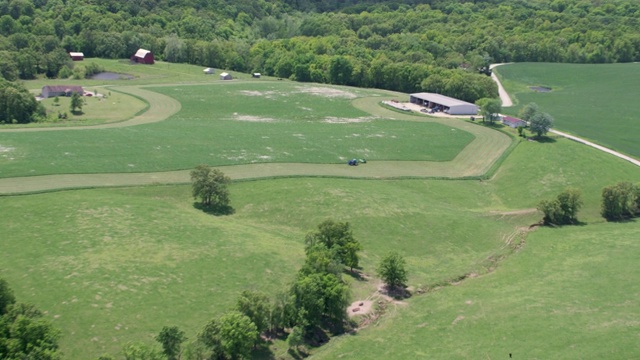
(410, 93), (477, 107)
(42, 85), (84, 92)
(134, 49), (152, 58)
(69, 52), (84, 57)
(502, 116), (526, 124)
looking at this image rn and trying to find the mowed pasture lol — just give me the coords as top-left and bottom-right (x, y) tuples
(0, 82), (476, 179)
(495, 62), (640, 158)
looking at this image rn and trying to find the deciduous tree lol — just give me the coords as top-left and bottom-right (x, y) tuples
(538, 188), (583, 225)
(475, 97), (502, 123)
(529, 111), (554, 138)
(377, 252), (408, 290)
(200, 311), (258, 360)
(601, 182), (639, 221)
(190, 165), (231, 210)
(304, 220), (362, 271)
(70, 91), (83, 113)
(155, 326), (186, 360)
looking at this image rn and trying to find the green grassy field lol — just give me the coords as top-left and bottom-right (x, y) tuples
(1, 135), (638, 359)
(1, 61), (639, 360)
(0, 82), (475, 178)
(313, 220), (640, 359)
(495, 62), (640, 158)
(0, 179), (525, 359)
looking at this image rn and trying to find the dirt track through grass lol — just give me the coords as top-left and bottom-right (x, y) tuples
(0, 84), (512, 195)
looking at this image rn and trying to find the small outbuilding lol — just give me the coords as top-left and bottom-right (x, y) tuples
(69, 52), (84, 61)
(252, 73), (261, 78)
(220, 72), (232, 80)
(203, 68), (215, 74)
(131, 49), (155, 64)
(501, 116), (527, 128)
(42, 85), (84, 99)
(409, 92), (479, 115)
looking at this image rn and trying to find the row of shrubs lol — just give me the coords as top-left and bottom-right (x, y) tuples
(539, 181), (640, 225)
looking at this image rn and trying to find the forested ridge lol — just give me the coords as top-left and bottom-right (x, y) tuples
(1, 0), (639, 112)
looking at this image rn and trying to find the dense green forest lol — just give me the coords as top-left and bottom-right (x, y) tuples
(1, 0), (639, 104)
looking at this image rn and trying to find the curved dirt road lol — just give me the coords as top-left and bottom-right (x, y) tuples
(489, 64), (640, 167)
(0, 87), (181, 133)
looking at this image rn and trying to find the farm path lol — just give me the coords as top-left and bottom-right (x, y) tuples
(0, 84), (513, 195)
(489, 64), (640, 167)
(489, 63), (513, 107)
(0, 87), (181, 133)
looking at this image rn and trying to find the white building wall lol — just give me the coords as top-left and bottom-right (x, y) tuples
(448, 104), (479, 115)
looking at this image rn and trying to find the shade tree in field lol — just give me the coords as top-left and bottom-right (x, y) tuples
(0, 79), (44, 124)
(601, 182), (640, 221)
(529, 111), (554, 138)
(0, 278), (15, 315)
(70, 92), (83, 113)
(155, 326), (186, 360)
(537, 188), (583, 225)
(475, 97), (502, 123)
(0, 279), (61, 360)
(518, 102), (539, 122)
(190, 165), (232, 212)
(304, 220), (362, 271)
(377, 252), (408, 291)
(236, 290), (271, 337)
(199, 311), (258, 360)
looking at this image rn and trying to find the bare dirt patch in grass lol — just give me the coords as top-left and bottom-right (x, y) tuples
(348, 300), (374, 317)
(323, 116), (375, 124)
(239, 90), (283, 98)
(231, 114), (277, 122)
(296, 86), (358, 99)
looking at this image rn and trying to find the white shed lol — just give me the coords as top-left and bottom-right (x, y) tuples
(203, 68), (214, 74)
(409, 93), (479, 115)
(220, 72), (232, 80)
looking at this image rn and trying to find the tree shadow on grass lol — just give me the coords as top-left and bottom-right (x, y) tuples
(250, 342), (276, 360)
(287, 348), (309, 359)
(343, 268), (367, 282)
(529, 135), (557, 143)
(70, 110), (84, 116)
(380, 285), (412, 301)
(193, 202), (235, 216)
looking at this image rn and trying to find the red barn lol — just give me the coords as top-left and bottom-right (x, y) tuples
(131, 49), (155, 64)
(69, 52), (84, 61)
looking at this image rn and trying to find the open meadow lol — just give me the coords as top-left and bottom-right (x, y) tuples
(1, 61), (639, 359)
(494, 62), (640, 159)
(0, 80), (479, 179)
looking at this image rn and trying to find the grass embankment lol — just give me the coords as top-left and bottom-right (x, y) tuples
(495, 62), (640, 158)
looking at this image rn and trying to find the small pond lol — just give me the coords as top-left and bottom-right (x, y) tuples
(529, 86), (552, 92)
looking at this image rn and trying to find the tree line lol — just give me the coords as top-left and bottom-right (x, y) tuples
(1, 0), (640, 106)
